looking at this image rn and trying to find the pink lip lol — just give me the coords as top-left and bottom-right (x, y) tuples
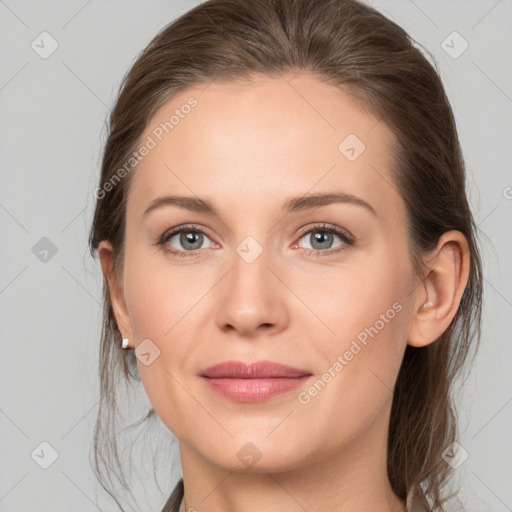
(199, 360), (313, 402)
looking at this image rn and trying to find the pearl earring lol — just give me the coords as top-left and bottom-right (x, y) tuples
(121, 338), (130, 349)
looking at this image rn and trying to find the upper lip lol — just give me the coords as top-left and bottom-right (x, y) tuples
(200, 360), (312, 378)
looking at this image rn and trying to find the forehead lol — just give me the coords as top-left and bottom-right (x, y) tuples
(127, 72), (402, 221)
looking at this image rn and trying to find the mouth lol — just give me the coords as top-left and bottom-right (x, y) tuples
(199, 360), (313, 402)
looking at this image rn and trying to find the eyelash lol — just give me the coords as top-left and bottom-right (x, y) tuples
(157, 223), (355, 259)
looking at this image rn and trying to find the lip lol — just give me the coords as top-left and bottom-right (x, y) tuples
(199, 360), (313, 402)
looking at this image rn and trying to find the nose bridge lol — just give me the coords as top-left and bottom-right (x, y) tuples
(235, 233), (267, 267)
(230, 233), (272, 299)
(215, 232), (287, 335)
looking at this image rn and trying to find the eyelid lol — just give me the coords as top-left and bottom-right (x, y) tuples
(295, 222), (355, 244)
(159, 223), (213, 243)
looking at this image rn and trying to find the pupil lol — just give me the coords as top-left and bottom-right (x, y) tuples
(181, 231), (202, 250)
(312, 231), (332, 249)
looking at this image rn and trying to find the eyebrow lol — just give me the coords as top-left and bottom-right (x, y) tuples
(142, 192), (378, 219)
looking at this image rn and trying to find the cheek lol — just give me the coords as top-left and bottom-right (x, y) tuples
(299, 255), (408, 340)
(310, 255), (411, 391)
(123, 246), (201, 342)
(295, 269), (411, 454)
(121, 250), (207, 432)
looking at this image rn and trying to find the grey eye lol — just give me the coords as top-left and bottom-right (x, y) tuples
(298, 229), (344, 251)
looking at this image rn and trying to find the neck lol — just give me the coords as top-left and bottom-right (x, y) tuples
(178, 403), (406, 512)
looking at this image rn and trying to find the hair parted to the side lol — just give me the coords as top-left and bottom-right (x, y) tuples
(88, 0), (483, 510)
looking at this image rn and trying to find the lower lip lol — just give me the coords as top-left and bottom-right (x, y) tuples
(201, 376), (312, 402)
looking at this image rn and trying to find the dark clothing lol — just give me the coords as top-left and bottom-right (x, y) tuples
(160, 478), (184, 512)
(160, 477), (430, 511)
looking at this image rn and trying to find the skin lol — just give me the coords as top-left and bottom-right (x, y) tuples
(99, 72), (470, 512)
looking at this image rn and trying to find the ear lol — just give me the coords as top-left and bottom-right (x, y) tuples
(98, 241), (133, 348)
(407, 230), (470, 348)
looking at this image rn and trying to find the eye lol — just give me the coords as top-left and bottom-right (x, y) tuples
(157, 222), (355, 259)
(158, 224), (216, 258)
(293, 223), (355, 257)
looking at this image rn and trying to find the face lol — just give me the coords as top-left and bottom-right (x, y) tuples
(111, 73), (419, 473)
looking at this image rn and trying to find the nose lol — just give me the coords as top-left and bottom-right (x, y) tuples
(215, 244), (289, 338)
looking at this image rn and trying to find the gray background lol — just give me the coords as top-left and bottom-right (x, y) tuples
(1, 1), (511, 511)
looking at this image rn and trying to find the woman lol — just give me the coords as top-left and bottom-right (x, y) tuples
(88, 0), (483, 510)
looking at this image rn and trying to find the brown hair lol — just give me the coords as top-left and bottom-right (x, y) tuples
(88, 0), (483, 510)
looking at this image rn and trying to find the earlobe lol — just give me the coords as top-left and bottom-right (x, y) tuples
(407, 231), (470, 348)
(98, 241), (133, 347)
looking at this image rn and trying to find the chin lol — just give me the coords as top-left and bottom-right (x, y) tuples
(202, 441), (309, 474)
